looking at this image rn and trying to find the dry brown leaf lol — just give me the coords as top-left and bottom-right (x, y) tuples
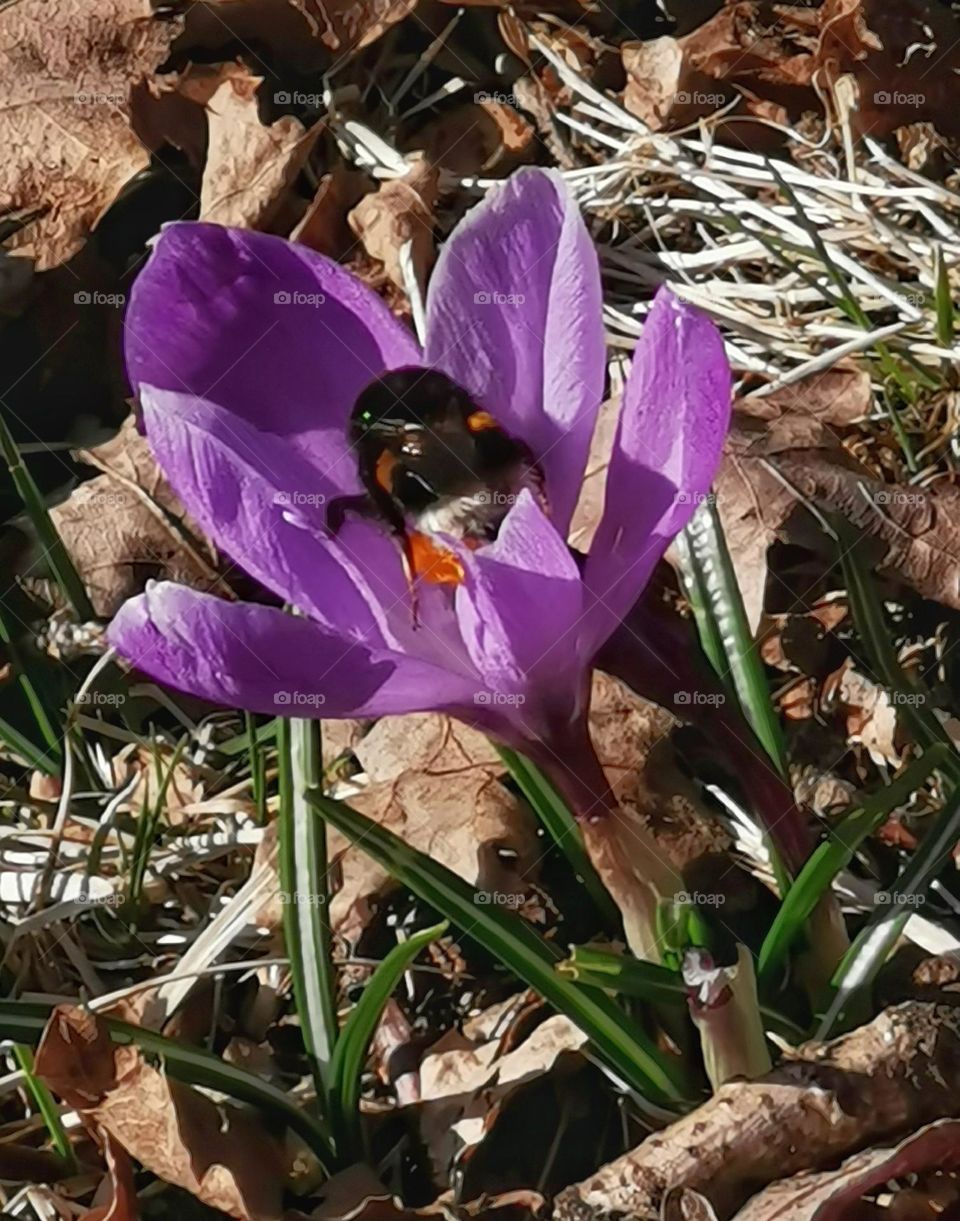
(816, 0), (960, 139)
(49, 416), (223, 617)
(769, 453), (960, 612)
(292, 0), (419, 51)
(411, 1012), (587, 1185)
(179, 0), (415, 68)
(289, 1162), (543, 1221)
(827, 659), (902, 769)
(293, 165), (373, 259)
(348, 156), (439, 291)
(738, 366), (873, 427)
(110, 740), (206, 824)
(0, 0), (181, 268)
(621, 37), (689, 131)
(568, 392), (620, 554)
(354, 714), (501, 783)
(715, 410), (852, 632)
(590, 672), (730, 868)
(622, 0), (960, 144)
(321, 718), (367, 769)
(621, 5), (807, 138)
(324, 713), (535, 941)
(36, 1005), (287, 1220)
(681, 3), (814, 87)
(131, 61), (250, 169)
(200, 69), (320, 230)
(414, 99), (535, 176)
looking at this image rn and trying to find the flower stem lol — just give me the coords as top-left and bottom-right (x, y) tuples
(683, 946), (771, 1089)
(526, 720), (681, 963)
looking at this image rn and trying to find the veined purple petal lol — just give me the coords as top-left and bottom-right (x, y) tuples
(108, 583), (481, 718)
(124, 223), (421, 485)
(139, 385), (389, 641)
(581, 288), (731, 656)
(424, 169), (605, 536)
(454, 490), (585, 717)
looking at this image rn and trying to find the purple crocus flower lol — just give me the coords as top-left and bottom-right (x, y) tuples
(109, 168), (731, 953)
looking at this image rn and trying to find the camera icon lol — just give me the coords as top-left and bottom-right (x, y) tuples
(274, 291), (291, 304)
(274, 91), (291, 104)
(74, 291), (91, 305)
(674, 691), (691, 705)
(675, 890), (691, 904)
(474, 691), (491, 704)
(875, 491), (891, 504)
(274, 691), (291, 705)
(675, 91), (691, 104)
(874, 91), (891, 105)
(273, 491), (290, 505)
(475, 891), (490, 904)
(473, 291), (491, 305)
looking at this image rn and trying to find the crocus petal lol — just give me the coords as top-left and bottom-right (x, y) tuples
(139, 385), (390, 642)
(581, 288), (732, 656)
(454, 490), (585, 717)
(108, 583), (481, 718)
(124, 223), (421, 483)
(424, 169), (605, 536)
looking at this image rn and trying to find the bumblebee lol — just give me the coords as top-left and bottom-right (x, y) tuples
(326, 367), (543, 600)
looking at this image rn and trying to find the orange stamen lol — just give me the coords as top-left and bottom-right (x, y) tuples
(407, 532), (465, 586)
(375, 449), (398, 493)
(466, 410), (498, 433)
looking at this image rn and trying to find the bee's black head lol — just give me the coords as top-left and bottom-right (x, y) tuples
(350, 367), (478, 441)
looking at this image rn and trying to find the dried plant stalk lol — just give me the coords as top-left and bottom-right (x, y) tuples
(555, 1002), (960, 1221)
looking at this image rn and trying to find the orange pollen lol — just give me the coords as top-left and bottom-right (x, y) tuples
(406, 532), (465, 587)
(375, 449), (398, 493)
(466, 410), (498, 433)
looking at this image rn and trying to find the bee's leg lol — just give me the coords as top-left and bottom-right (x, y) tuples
(397, 529), (421, 629)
